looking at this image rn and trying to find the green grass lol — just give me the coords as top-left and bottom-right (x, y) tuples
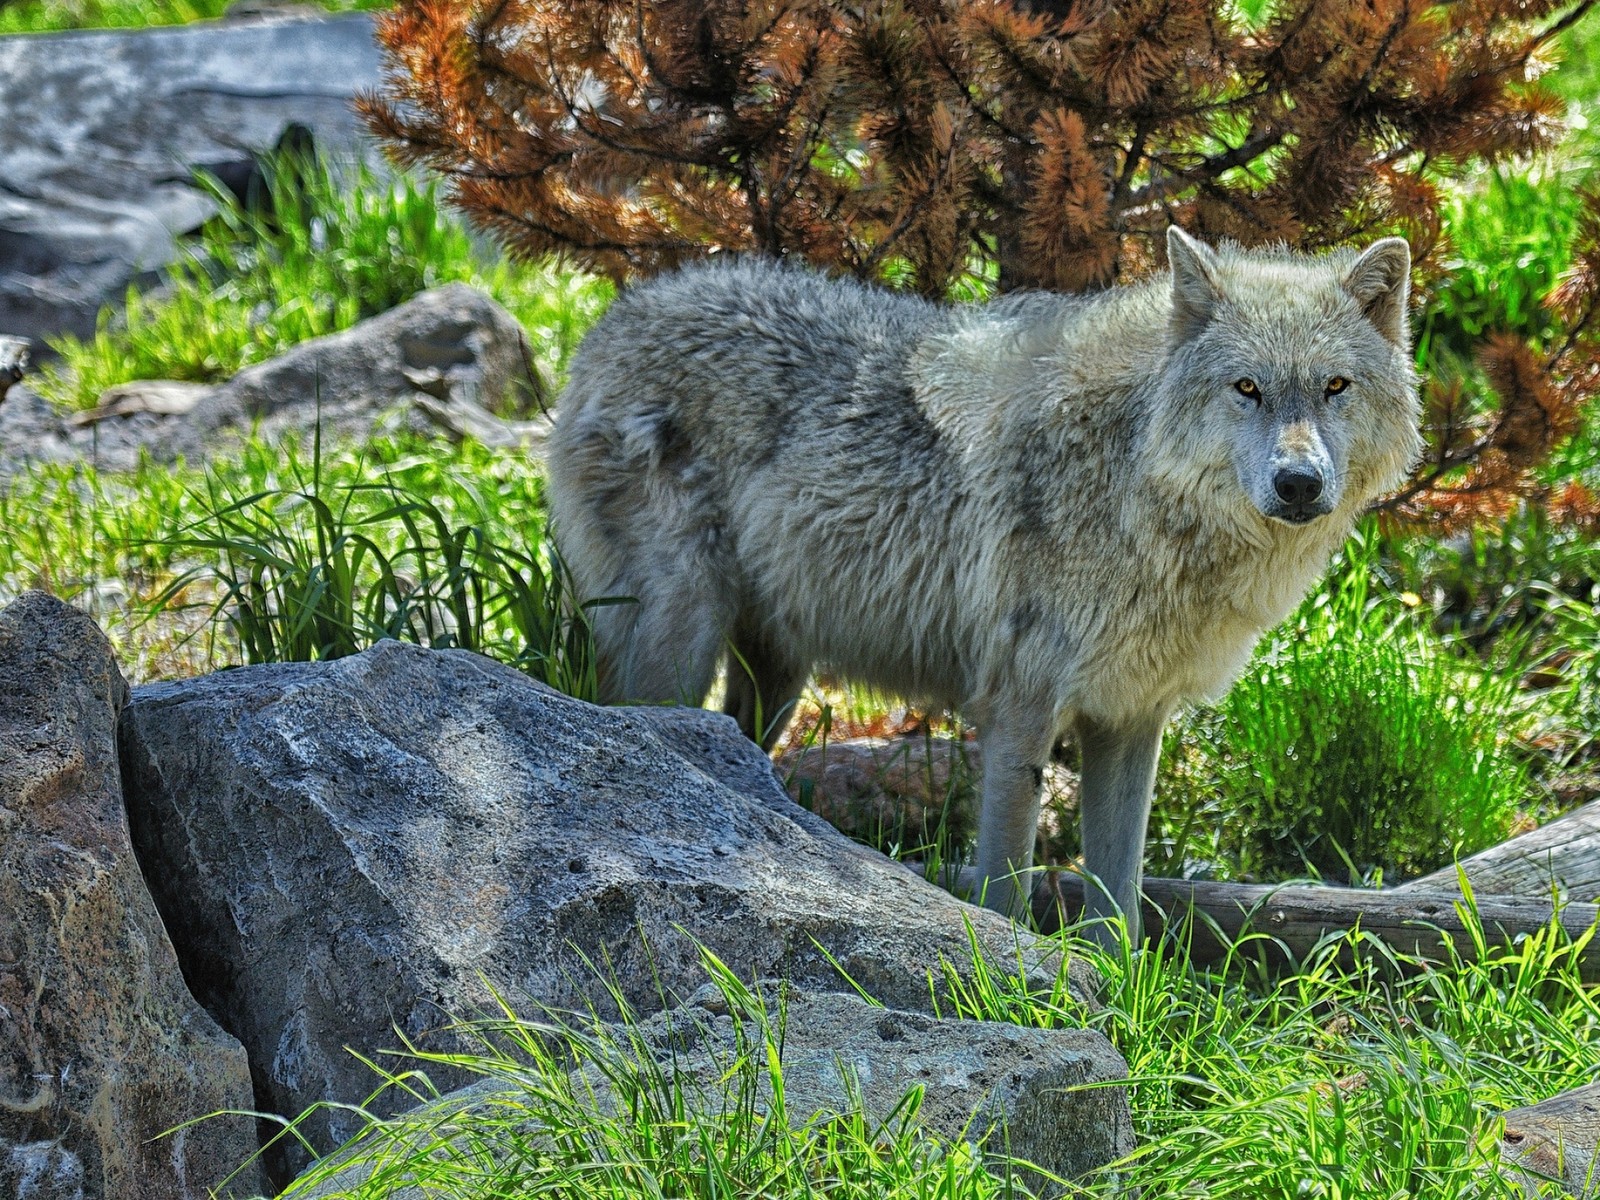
(1417, 164), (1585, 375)
(150, 431), (605, 699)
(36, 152), (612, 411)
(269, 952), (1042, 1200)
(940, 905), (1600, 1199)
(0, 0), (383, 35)
(1155, 531), (1529, 886)
(250, 913), (1597, 1199)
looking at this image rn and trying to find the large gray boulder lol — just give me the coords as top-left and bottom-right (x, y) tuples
(0, 592), (262, 1199)
(292, 986), (1133, 1198)
(0, 11), (381, 349)
(118, 640), (1099, 1187)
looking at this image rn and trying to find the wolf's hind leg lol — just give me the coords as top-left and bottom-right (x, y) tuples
(1076, 709), (1168, 946)
(722, 625), (806, 750)
(606, 570), (732, 709)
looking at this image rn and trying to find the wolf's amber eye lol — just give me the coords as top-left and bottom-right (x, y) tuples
(1234, 379), (1260, 399)
(1326, 376), (1349, 396)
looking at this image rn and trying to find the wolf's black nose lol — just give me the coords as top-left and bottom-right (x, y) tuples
(1273, 468), (1323, 505)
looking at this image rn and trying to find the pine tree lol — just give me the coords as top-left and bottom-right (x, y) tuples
(362, 0), (1600, 527)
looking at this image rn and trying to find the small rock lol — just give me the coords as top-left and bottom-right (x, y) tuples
(0, 286), (542, 474)
(774, 734), (979, 848)
(1502, 1080), (1600, 1198)
(632, 988), (1133, 1187)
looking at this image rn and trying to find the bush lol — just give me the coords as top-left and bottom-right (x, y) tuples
(1159, 531), (1527, 885)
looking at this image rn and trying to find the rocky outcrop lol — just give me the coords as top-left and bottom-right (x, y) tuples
(293, 985), (1133, 1198)
(0, 592), (261, 1199)
(0, 12), (381, 349)
(0, 285), (546, 475)
(118, 640), (1100, 1186)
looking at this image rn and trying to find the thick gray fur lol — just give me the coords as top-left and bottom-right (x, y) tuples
(546, 227), (1422, 937)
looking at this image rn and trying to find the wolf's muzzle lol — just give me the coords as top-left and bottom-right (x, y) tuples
(1269, 467), (1330, 524)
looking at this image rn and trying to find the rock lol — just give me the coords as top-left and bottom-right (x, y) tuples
(641, 988), (1131, 1186)
(0, 286), (541, 474)
(118, 640), (1099, 1186)
(169, 282), (540, 455)
(774, 734), (979, 848)
(1502, 1080), (1600, 1198)
(0, 13), (381, 349)
(292, 986), (1133, 1198)
(0, 387), (77, 473)
(0, 592), (262, 1199)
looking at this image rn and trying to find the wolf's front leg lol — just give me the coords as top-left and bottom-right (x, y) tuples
(972, 713), (1057, 920)
(1076, 710), (1169, 945)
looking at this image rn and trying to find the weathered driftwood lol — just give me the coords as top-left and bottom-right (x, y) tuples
(1397, 799), (1600, 902)
(1044, 875), (1600, 981)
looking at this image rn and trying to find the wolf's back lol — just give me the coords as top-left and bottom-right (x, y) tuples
(555, 258), (942, 451)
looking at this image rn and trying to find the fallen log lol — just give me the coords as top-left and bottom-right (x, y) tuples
(1042, 875), (1600, 981)
(1397, 799), (1600, 902)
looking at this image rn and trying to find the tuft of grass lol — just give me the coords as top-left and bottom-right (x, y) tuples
(36, 150), (612, 411)
(149, 431), (606, 700)
(0, 433), (607, 689)
(1156, 528), (1529, 886)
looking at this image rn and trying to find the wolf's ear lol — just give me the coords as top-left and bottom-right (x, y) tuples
(1167, 226), (1223, 340)
(1342, 237), (1412, 344)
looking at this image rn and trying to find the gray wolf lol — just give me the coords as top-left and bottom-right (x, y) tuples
(545, 227), (1422, 934)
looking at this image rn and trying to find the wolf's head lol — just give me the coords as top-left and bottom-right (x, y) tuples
(1151, 227), (1422, 530)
